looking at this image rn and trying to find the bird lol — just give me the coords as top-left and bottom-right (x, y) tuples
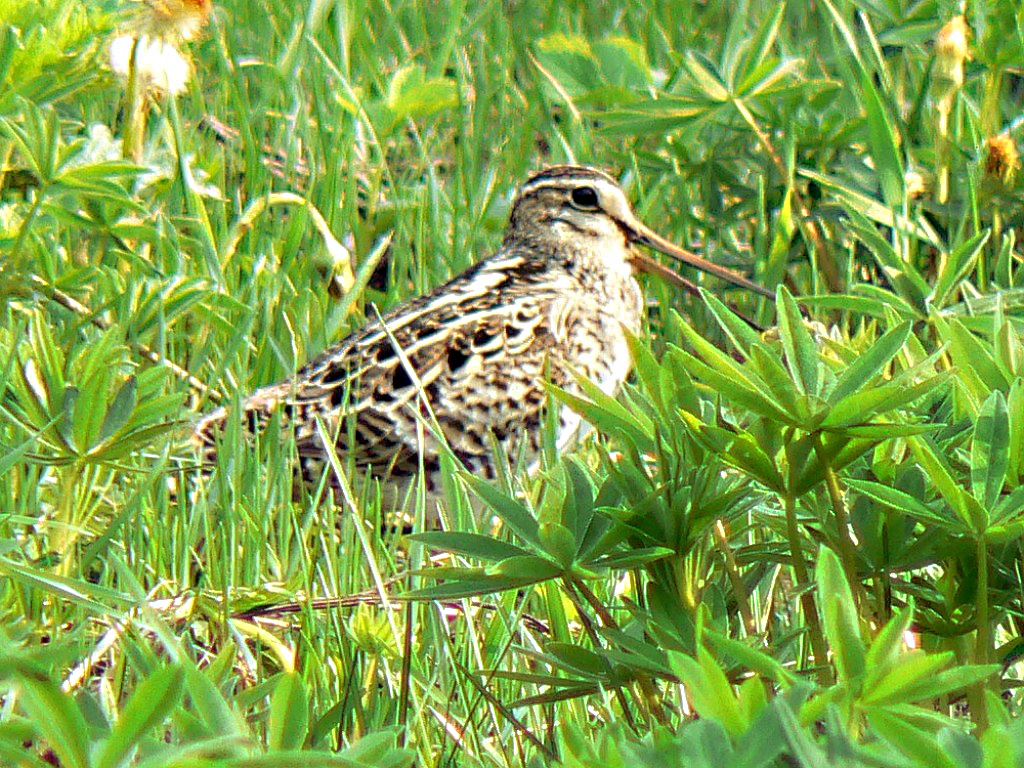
(193, 165), (770, 518)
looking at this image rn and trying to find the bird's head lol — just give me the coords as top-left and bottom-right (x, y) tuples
(508, 165), (773, 299)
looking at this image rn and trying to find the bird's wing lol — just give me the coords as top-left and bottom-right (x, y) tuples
(194, 251), (574, 482)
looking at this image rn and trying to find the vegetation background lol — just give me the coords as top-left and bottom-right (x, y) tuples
(2, 0), (1024, 765)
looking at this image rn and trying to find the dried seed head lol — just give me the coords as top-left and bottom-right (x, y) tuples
(904, 170), (929, 200)
(984, 134), (1020, 186)
(109, 35), (190, 96)
(935, 16), (970, 83)
(936, 16), (970, 65)
(135, 0), (212, 42)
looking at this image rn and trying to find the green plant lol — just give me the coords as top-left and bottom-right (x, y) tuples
(3, 0), (1024, 765)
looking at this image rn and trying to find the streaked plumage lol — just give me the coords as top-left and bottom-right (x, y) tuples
(194, 166), (768, 511)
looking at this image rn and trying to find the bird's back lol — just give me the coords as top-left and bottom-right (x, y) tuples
(193, 240), (642, 500)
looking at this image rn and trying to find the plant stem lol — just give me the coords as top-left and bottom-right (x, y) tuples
(568, 576), (669, 726)
(970, 536), (991, 731)
(713, 519), (757, 635)
(123, 38), (145, 163)
(813, 435), (866, 616)
(10, 188), (46, 263)
(784, 493), (832, 685)
(560, 578), (640, 731)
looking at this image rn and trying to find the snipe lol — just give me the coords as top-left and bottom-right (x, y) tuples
(194, 166), (769, 513)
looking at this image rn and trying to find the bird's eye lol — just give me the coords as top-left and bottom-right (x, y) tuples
(570, 186), (600, 209)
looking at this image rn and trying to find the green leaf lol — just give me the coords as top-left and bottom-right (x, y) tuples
(930, 231), (989, 310)
(847, 480), (954, 530)
(738, 58), (802, 99)
(0, 558), (131, 613)
(535, 35), (600, 95)
(682, 51), (729, 101)
(183, 666), (246, 738)
(775, 285), (820, 397)
(863, 605), (914, 688)
(73, 366), (113, 455)
(747, 345), (806, 423)
(97, 665), (183, 768)
(562, 457), (597, 542)
(816, 546), (864, 681)
(386, 65), (458, 120)
(827, 322), (911, 405)
(705, 630), (799, 688)
(676, 323), (794, 424)
(861, 650), (952, 705)
(823, 371), (952, 430)
(971, 390), (1009, 510)
(822, 379), (914, 429)
(909, 437), (978, 533)
(592, 546), (672, 569)
(58, 385), (78, 450)
(991, 487), (1024, 530)
(818, 0), (866, 72)
(725, 433), (786, 493)
(99, 376), (137, 444)
(539, 522), (577, 568)
(269, 672), (310, 750)
(700, 290), (764, 357)
(867, 710), (958, 768)
(845, 214), (931, 309)
(935, 316), (1007, 393)
(993, 319), (1023, 384)
(334, 730), (414, 767)
(460, 474), (540, 546)
(552, 376), (655, 454)
(547, 643), (613, 679)
(798, 293), (890, 317)
(1009, 378), (1024, 485)
(406, 576), (542, 600)
(593, 37), (652, 88)
(599, 96), (707, 136)
(895, 664), (998, 704)
(409, 531), (530, 562)
(835, 423), (937, 438)
(19, 677), (90, 768)
(0, 428), (43, 476)
(488, 555), (561, 581)
(669, 647), (746, 737)
(852, 284), (922, 321)
(986, 519), (1024, 544)
(598, 628), (672, 675)
(777, 699), (830, 767)
(860, 71), (904, 210)
(800, 169), (941, 250)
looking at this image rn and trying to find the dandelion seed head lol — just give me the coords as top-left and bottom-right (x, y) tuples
(109, 34), (190, 96)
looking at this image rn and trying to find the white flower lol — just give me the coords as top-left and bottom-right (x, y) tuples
(109, 35), (190, 96)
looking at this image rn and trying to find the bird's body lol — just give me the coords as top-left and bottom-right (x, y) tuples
(194, 166), (768, 511)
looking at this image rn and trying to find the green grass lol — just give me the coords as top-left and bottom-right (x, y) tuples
(3, 0), (1024, 765)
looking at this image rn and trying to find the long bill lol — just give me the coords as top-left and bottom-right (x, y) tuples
(630, 222), (775, 300)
